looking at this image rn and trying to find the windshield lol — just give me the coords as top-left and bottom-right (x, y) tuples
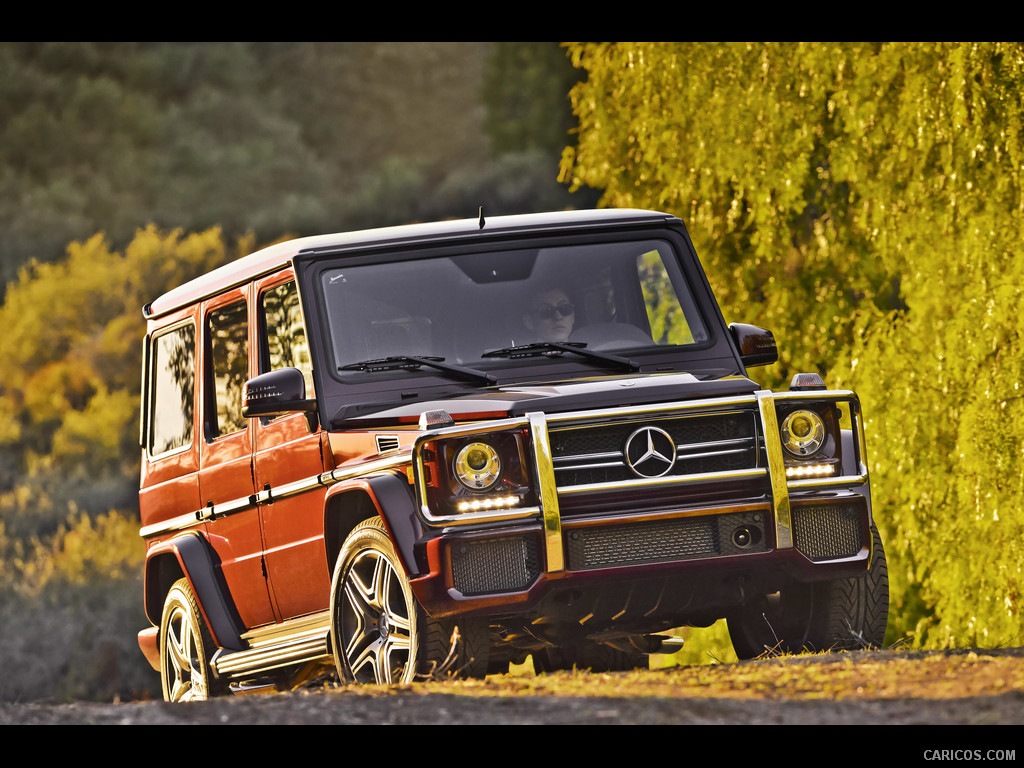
(317, 239), (708, 382)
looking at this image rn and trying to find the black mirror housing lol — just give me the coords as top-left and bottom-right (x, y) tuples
(729, 323), (779, 367)
(242, 368), (317, 422)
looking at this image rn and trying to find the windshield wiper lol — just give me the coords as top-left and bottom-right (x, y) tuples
(482, 342), (641, 372)
(340, 355), (497, 385)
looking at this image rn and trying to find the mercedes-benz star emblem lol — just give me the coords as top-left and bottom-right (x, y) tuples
(624, 426), (677, 478)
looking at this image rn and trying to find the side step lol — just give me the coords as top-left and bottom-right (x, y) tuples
(212, 612), (333, 681)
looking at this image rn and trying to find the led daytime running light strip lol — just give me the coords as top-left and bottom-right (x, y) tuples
(785, 463), (836, 479)
(456, 495), (521, 513)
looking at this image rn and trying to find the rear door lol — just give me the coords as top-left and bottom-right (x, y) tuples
(140, 314), (202, 535)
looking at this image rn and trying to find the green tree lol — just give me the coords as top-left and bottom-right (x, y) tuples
(560, 43), (904, 389)
(483, 42), (581, 156)
(0, 42), (496, 288)
(560, 42), (1024, 649)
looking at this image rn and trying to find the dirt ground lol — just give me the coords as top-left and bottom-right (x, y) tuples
(3, 647), (1024, 728)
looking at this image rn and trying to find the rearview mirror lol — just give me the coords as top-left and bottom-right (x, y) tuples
(242, 368), (317, 430)
(729, 323), (778, 367)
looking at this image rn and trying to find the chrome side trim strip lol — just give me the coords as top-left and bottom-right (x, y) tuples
(529, 412), (564, 573)
(140, 510), (207, 539)
(141, 452), (412, 538)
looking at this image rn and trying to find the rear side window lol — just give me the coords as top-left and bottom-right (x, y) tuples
(149, 323), (196, 456)
(638, 249), (698, 346)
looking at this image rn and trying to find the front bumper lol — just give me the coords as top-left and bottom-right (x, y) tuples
(408, 389), (873, 625)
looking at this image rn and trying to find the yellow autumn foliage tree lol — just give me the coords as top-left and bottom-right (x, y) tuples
(0, 226), (247, 701)
(0, 226), (245, 536)
(561, 42), (1024, 649)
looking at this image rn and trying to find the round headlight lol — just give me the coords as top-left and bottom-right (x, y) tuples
(780, 410), (826, 457)
(454, 442), (502, 490)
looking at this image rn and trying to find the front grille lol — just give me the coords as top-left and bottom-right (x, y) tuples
(791, 502), (864, 561)
(450, 535), (540, 595)
(566, 511), (769, 571)
(549, 409), (759, 488)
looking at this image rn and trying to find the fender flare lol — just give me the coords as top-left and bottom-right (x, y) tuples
(323, 471), (423, 578)
(143, 532), (246, 651)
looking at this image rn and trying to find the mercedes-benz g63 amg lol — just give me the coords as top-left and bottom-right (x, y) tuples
(137, 209), (888, 701)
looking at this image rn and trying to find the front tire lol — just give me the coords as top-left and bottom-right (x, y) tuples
(330, 517), (488, 684)
(159, 578), (223, 702)
(728, 524), (890, 659)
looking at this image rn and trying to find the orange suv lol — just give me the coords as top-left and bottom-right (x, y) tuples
(137, 209), (888, 701)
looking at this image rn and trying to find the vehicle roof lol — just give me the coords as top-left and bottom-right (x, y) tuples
(143, 208), (679, 320)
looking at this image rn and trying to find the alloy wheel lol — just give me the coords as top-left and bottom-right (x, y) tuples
(161, 582), (211, 702)
(338, 546), (415, 684)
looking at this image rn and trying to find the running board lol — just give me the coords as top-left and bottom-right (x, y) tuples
(212, 612), (333, 680)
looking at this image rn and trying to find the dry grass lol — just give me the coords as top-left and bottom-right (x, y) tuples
(325, 647), (1024, 704)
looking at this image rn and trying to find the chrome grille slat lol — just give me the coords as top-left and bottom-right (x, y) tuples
(548, 408), (761, 490)
(554, 450), (624, 464)
(677, 437), (756, 454)
(553, 438), (755, 473)
(556, 460), (627, 471)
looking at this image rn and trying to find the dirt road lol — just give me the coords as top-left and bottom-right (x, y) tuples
(3, 648), (1023, 729)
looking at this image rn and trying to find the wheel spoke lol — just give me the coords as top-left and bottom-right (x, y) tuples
(349, 634), (386, 682)
(369, 553), (390, 612)
(165, 611), (191, 700)
(380, 571), (411, 634)
(342, 578), (374, 635)
(167, 613), (190, 672)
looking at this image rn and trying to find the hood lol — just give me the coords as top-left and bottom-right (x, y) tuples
(329, 372), (760, 429)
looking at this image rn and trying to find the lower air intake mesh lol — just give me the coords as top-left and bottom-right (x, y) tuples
(450, 535), (539, 595)
(791, 502), (864, 561)
(566, 511), (768, 571)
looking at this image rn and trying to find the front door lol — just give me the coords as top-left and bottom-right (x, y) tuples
(251, 275), (332, 620)
(198, 288), (278, 629)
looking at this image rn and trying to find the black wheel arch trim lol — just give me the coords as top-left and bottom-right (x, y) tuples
(324, 471), (422, 579)
(144, 532), (246, 652)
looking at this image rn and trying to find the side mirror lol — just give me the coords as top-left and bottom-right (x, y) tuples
(729, 323), (778, 368)
(242, 368), (318, 430)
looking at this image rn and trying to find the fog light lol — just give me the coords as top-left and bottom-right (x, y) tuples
(785, 463), (836, 479)
(456, 495), (521, 512)
(732, 525), (762, 549)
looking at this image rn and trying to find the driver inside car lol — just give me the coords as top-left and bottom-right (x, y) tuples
(523, 286), (575, 343)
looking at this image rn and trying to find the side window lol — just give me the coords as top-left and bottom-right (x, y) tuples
(261, 281), (312, 394)
(207, 300), (249, 438)
(149, 323), (196, 456)
(637, 249), (699, 345)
